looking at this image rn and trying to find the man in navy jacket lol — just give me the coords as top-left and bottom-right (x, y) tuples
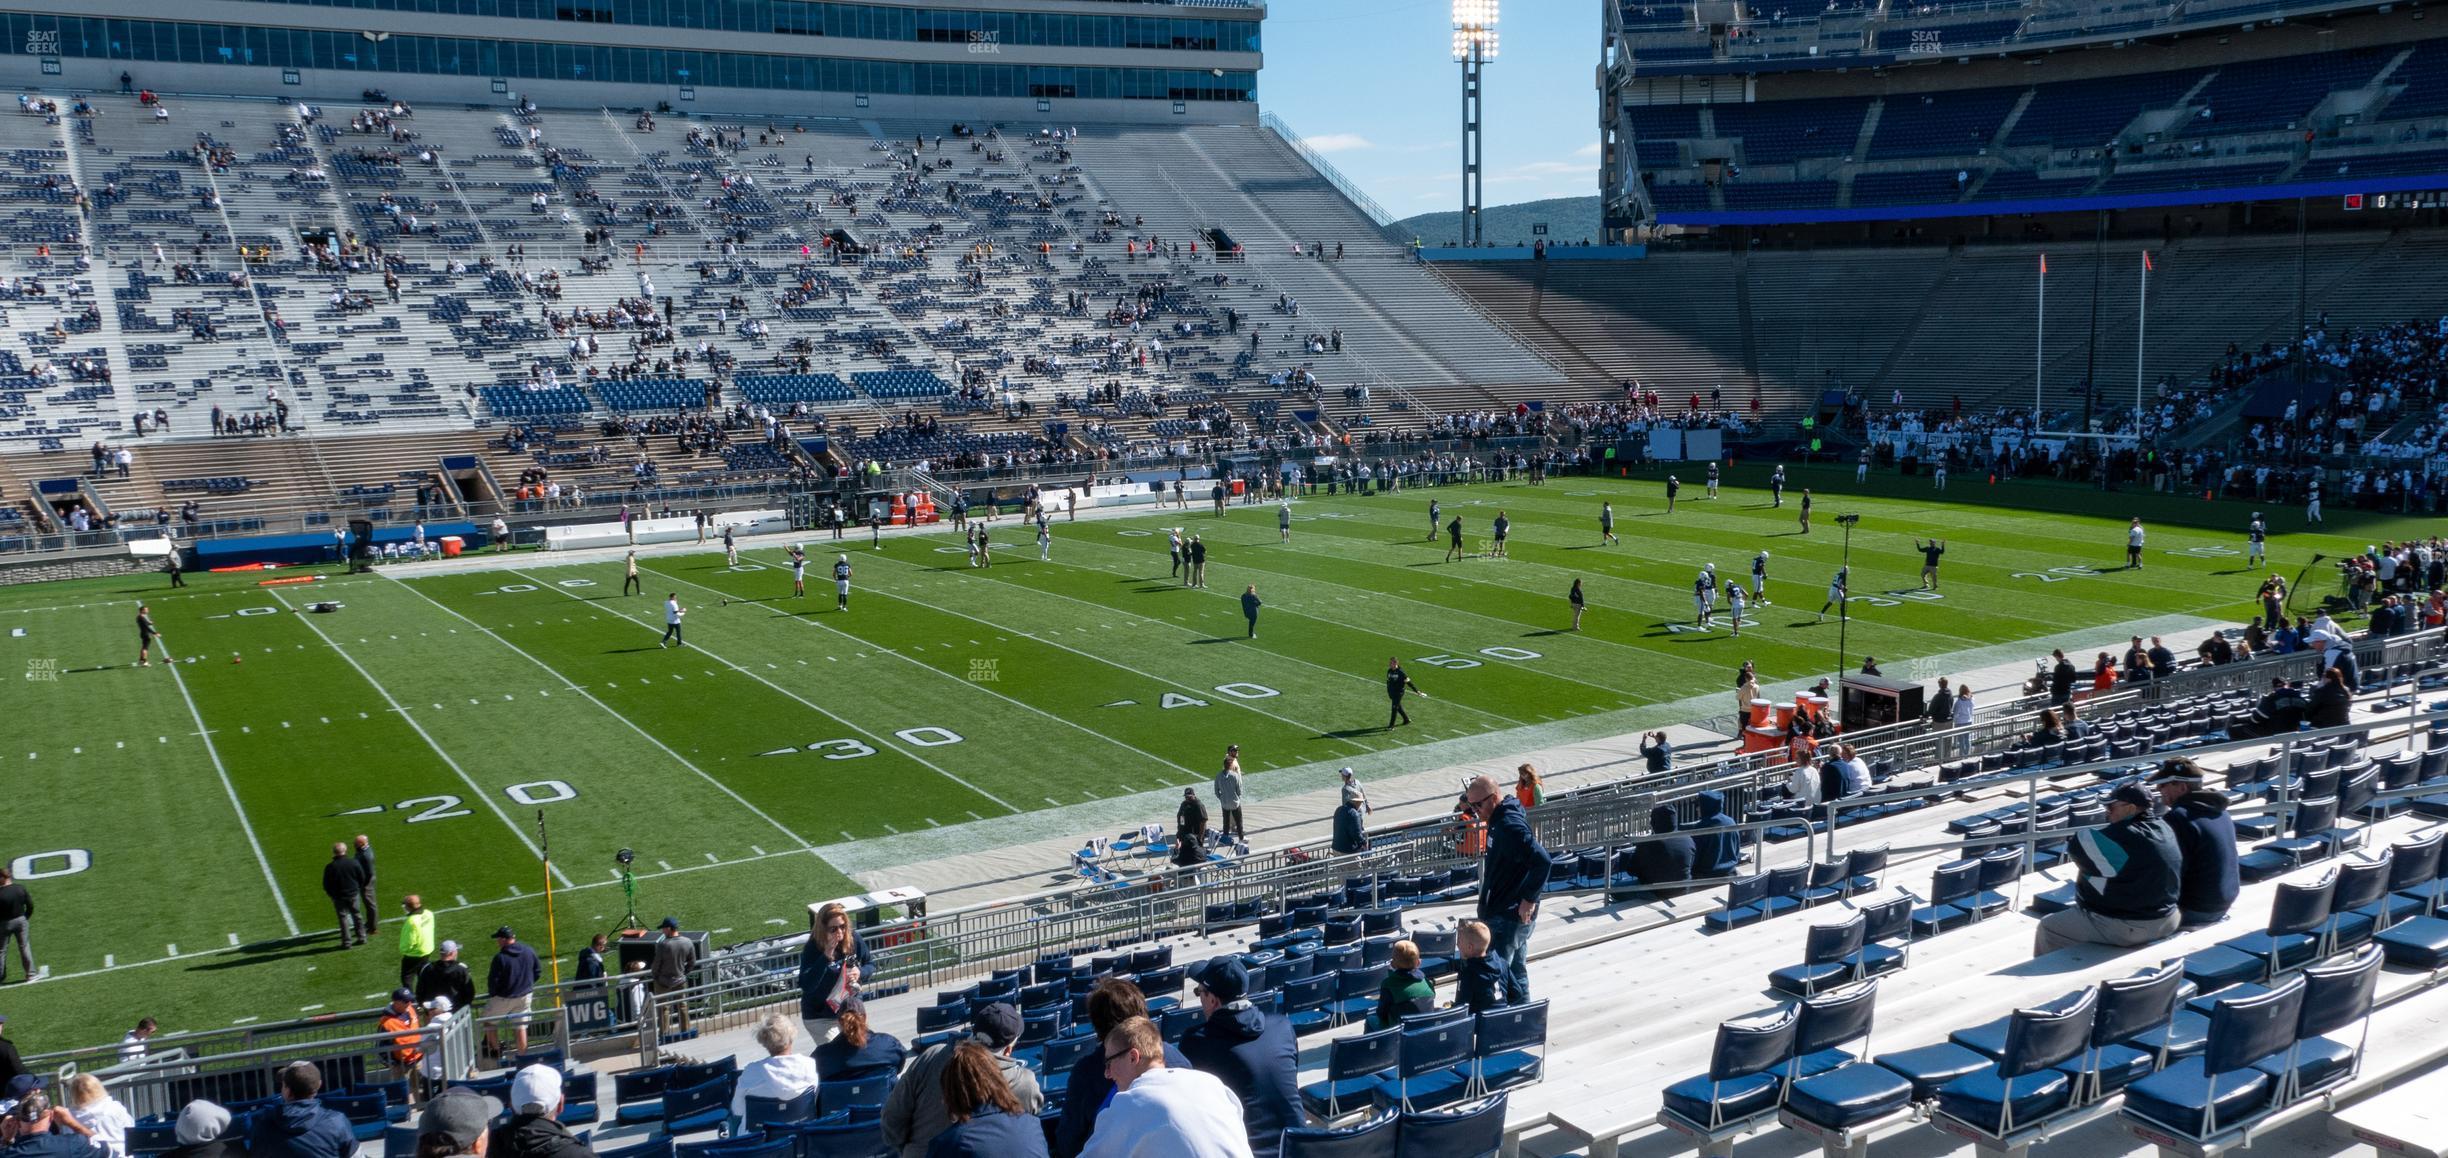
(248, 1064), (357, 1158)
(1463, 774), (1554, 1002)
(1176, 958), (1303, 1158)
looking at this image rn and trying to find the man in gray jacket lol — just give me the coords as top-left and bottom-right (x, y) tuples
(1213, 746), (1245, 841)
(881, 1003), (1041, 1158)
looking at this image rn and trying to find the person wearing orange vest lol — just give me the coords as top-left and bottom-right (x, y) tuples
(380, 989), (424, 1083)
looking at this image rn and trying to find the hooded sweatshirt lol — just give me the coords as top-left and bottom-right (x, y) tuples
(489, 1113), (592, 1158)
(1369, 968), (1436, 1030)
(1627, 806), (1696, 896)
(247, 1100), (356, 1158)
(1689, 792), (1742, 879)
(162, 1103), (234, 1158)
(2164, 790), (2240, 917)
(1176, 1003), (1302, 1158)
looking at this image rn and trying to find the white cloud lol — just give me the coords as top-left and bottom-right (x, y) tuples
(1573, 142), (1603, 158)
(1302, 133), (1375, 154)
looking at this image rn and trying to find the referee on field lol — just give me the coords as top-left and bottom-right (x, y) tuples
(1385, 657), (1424, 727)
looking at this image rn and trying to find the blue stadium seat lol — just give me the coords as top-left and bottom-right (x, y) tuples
(1927, 988), (2093, 1147)
(1302, 1026), (1400, 1119)
(1767, 913), (1865, 998)
(2119, 977), (2303, 1144)
(1280, 1109), (1397, 1158)
(1659, 1004), (1799, 1143)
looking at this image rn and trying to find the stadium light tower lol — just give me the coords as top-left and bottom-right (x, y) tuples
(1453, 0), (1498, 247)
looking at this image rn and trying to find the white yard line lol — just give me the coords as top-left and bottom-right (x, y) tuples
(381, 571), (819, 852)
(165, 659), (301, 936)
(271, 590), (573, 888)
(509, 571), (1023, 815)
(638, 562), (1218, 776)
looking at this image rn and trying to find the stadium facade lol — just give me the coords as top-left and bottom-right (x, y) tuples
(0, 0), (1263, 122)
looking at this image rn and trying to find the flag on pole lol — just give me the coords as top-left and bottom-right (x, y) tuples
(2039, 253), (2048, 275)
(2142, 250), (2154, 272)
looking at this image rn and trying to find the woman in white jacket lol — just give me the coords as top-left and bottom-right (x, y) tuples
(65, 1075), (135, 1158)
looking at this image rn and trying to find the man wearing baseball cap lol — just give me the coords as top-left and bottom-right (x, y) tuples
(649, 918), (699, 1039)
(1, 1082), (104, 1158)
(2033, 783), (2182, 956)
(412, 1088), (500, 1158)
(483, 928), (539, 1059)
(882, 1002), (1040, 1158)
(486, 1066), (586, 1158)
(1176, 958), (1302, 1158)
(378, 990), (424, 1083)
(2153, 759), (2239, 928)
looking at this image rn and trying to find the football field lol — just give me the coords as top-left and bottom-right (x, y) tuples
(0, 466), (2410, 1048)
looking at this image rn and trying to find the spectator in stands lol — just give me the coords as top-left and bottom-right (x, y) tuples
(248, 1063), (355, 1158)
(1330, 793), (1366, 855)
(2239, 677), (2308, 738)
(1053, 980), (1189, 1158)
(486, 926), (542, 1058)
(1620, 806), (1697, 903)
(1172, 789), (1208, 867)
(412, 1089), (497, 1158)
(1369, 941), (1436, 1030)
(2308, 665), (2354, 729)
(2032, 784), (2182, 956)
(379, 990), (425, 1092)
(160, 1102), (235, 1158)
(1450, 920), (1507, 1014)
(732, 1013), (820, 1124)
(1175, 959), (1303, 1158)
(1081, 1017), (1251, 1158)
(920, 1043), (1045, 1158)
(416, 941), (477, 1019)
(2146, 637), (2178, 679)
(2, 1085), (102, 1158)
(1463, 773), (1555, 1003)
(62, 1077), (130, 1158)
(798, 901), (872, 1040)
(2092, 653), (2118, 694)
(489, 1068), (586, 1158)
(2028, 709), (2067, 750)
(1689, 790), (1742, 881)
(813, 1002), (903, 1083)
(883, 1003), (1040, 1158)
(2048, 649), (2076, 706)
(1515, 764), (1546, 808)
(2151, 760), (2239, 930)
(1642, 731), (1674, 774)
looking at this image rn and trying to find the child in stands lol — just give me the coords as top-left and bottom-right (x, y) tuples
(1452, 919), (1508, 1013)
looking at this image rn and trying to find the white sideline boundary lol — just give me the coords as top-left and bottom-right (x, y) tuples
(166, 658), (302, 937)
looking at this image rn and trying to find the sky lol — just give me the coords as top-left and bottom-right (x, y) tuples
(1256, 0), (1602, 219)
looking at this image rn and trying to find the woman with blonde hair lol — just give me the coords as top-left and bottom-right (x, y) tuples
(923, 1042), (1045, 1157)
(64, 1075), (134, 1158)
(1513, 764), (1545, 809)
(797, 901), (873, 1043)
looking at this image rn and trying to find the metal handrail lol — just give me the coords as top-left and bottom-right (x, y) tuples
(1256, 113), (1401, 238)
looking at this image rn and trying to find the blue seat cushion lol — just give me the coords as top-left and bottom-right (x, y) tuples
(1793, 1048), (1856, 1080)
(2126, 1009), (2210, 1062)
(1767, 961), (1855, 997)
(2251, 1038), (2357, 1099)
(1859, 944), (1906, 978)
(2223, 930), (2320, 972)
(1661, 1071), (1783, 1129)
(1370, 1065), (1470, 1112)
(1933, 1067), (2073, 1135)
(1759, 895), (1806, 920)
(1300, 1074), (1389, 1117)
(1475, 1050), (1541, 1093)
(2186, 982), (2271, 1018)
(1910, 904), (1966, 938)
(2122, 1058), (2275, 1139)
(1874, 1042), (1991, 1101)
(614, 1103), (664, 1125)
(2377, 915), (2448, 969)
(2027, 884), (2078, 915)
(2357, 893), (2429, 927)
(1947, 1015), (2013, 1060)
(2060, 1042), (2159, 1095)
(1784, 1063), (1914, 1129)
(1703, 904), (1765, 932)
(2236, 850), (2293, 884)
(2179, 945), (2266, 993)
(2328, 910), (2378, 950)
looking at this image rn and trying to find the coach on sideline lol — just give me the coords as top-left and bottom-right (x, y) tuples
(1462, 774), (1555, 1002)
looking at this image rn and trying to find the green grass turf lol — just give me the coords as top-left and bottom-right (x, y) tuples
(0, 468), (2413, 1050)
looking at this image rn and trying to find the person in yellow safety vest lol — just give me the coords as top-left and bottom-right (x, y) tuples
(397, 894), (436, 992)
(381, 989), (425, 1079)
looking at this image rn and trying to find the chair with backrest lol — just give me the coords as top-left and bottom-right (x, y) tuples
(2239, 797), (2345, 881)
(1767, 914), (1866, 998)
(1658, 1006), (1800, 1143)
(559, 1072), (600, 1126)
(2058, 960), (2188, 1105)
(1778, 982), (1915, 1145)
(1279, 1109), (1398, 1158)
(2377, 828), (2448, 968)
(2184, 869), (2337, 995)
(1372, 1016), (1476, 1113)
(1283, 970), (1339, 1036)
(1844, 846), (1889, 895)
(126, 1121), (180, 1158)
(1329, 964), (1391, 1026)
(1927, 988), (2096, 1147)
(612, 1065), (678, 1125)
(2253, 945), (2383, 1109)
(1801, 860), (1850, 907)
(2119, 975), (2305, 1144)
(1411, 929), (1457, 980)
(1302, 1025), (1402, 1119)
(1760, 864), (1811, 920)
(1704, 874), (1773, 932)
(1910, 860), (1982, 938)
(2321, 853), (2396, 954)
(739, 1090), (817, 1133)
(1856, 897), (1913, 978)
(815, 1074), (895, 1118)
(780, 1118), (889, 1158)
(321, 1093), (390, 1143)
(1968, 845), (2025, 917)
(657, 1075), (734, 1138)
(1470, 1001), (1547, 1095)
